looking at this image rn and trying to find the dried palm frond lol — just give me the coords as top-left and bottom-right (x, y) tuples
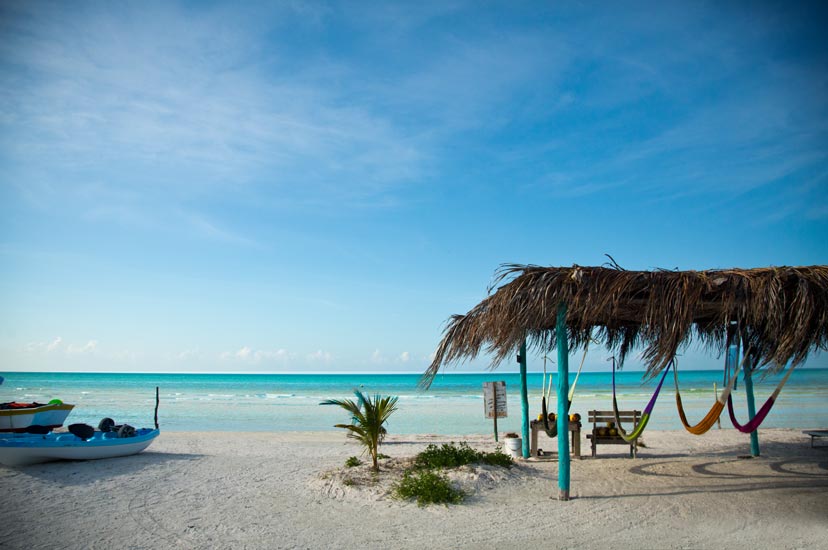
(421, 263), (828, 388)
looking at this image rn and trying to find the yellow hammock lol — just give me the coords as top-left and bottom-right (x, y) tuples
(674, 353), (745, 436)
(540, 343), (590, 437)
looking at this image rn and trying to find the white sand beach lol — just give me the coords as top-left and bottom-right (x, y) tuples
(1, 428), (826, 549)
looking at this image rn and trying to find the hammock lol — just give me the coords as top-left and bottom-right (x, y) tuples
(727, 363), (796, 434)
(611, 357), (672, 443)
(540, 344), (588, 438)
(674, 354), (744, 436)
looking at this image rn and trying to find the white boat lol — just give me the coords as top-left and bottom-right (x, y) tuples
(0, 427), (159, 466)
(0, 401), (75, 433)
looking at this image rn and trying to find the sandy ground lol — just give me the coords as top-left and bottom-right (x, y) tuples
(0, 428), (826, 549)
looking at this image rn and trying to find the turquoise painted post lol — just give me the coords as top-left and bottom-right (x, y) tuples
(556, 303), (571, 501)
(725, 333), (740, 430)
(743, 352), (761, 457)
(519, 339), (530, 458)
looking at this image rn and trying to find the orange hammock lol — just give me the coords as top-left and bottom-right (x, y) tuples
(674, 353), (745, 436)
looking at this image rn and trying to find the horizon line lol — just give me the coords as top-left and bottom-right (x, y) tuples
(3, 366), (822, 376)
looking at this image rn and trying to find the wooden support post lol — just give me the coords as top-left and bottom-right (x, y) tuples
(519, 339), (530, 458)
(492, 383), (499, 442)
(556, 303), (570, 501)
(744, 351), (760, 457)
(714, 383), (720, 429)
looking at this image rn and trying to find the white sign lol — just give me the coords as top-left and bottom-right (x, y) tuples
(483, 381), (507, 419)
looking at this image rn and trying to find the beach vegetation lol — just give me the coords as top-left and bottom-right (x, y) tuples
(393, 469), (464, 506)
(480, 446), (514, 468)
(345, 456), (362, 468)
(321, 390), (399, 472)
(413, 442), (512, 470)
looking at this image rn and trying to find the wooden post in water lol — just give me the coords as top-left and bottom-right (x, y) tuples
(519, 339), (530, 458)
(556, 303), (571, 501)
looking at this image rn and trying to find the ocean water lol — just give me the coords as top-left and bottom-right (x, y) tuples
(1, 369), (826, 435)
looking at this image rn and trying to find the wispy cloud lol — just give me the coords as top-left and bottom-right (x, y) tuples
(46, 336), (62, 352)
(307, 350), (332, 363)
(67, 340), (98, 355)
(0, 2), (429, 228)
(220, 346), (293, 364)
(24, 336), (98, 355)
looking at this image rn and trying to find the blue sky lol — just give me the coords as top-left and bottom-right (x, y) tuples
(1, 1), (826, 373)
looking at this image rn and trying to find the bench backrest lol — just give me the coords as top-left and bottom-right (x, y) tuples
(589, 410), (641, 428)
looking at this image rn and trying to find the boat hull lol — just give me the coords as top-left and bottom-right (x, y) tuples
(0, 428), (159, 466)
(0, 403), (75, 433)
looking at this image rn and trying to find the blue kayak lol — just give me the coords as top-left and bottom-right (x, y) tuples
(0, 428), (159, 467)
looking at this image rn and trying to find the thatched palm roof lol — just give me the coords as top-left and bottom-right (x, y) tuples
(422, 263), (828, 388)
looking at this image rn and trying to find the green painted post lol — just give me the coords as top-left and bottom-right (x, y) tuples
(556, 303), (571, 501)
(519, 339), (530, 458)
(743, 352), (760, 457)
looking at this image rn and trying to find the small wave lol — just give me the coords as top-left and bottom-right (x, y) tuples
(265, 393), (296, 399)
(397, 395), (438, 400)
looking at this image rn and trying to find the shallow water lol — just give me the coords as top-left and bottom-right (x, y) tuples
(2, 369), (826, 434)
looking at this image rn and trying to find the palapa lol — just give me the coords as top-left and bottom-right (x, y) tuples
(422, 262), (828, 387)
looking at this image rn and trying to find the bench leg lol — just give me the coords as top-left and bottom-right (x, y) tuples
(530, 424), (539, 456)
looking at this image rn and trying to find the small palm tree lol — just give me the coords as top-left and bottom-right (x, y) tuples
(321, 390), (399, 472)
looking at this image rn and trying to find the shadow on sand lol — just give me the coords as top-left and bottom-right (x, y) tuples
(5, 450), (204, 486)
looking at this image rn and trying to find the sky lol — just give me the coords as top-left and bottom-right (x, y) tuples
(0, 1), (826, 374)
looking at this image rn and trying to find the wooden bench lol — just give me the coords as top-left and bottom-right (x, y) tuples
(587, 410), (641, 458)
(803, 430), (828, 448)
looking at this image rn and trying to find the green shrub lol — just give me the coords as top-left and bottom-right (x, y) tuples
(394, 469), (464, 506)
(479, 447), (513, 468)
(377, 453), (390, 460)
(413, 442), (479, 469)
(345, 456), (362, 468)
(413, 442), (512, 470)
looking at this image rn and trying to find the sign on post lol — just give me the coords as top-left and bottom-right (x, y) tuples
(483, 381), (507, 441)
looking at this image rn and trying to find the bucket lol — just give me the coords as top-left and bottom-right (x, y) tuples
(504, 437), (522, 458)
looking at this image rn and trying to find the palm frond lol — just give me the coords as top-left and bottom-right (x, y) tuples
(422, 264), (828, 387)
(322, 390), (400, 471)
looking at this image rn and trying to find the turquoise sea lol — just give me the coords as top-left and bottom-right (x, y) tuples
(2, 369), (826, 435)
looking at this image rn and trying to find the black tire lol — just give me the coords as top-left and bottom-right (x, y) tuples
(118, 424), (136, 438)
(98, 417), (115, 432)
(68, 423), (95, 440)
(25, 425), (51, 434)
